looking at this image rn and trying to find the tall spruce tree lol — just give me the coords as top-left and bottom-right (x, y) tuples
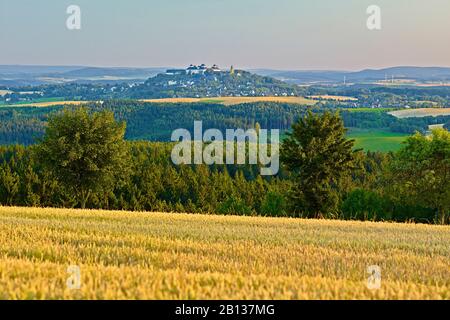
(280, 111), (356, 217)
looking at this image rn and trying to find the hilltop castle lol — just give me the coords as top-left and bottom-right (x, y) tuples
(166, 64), (223, 76)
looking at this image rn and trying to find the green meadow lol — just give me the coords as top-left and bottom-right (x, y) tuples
(347, 129), (409, 152)
(281, 128), (409, 152)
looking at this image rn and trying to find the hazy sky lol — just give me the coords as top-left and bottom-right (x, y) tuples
(1, 0), (449, 70)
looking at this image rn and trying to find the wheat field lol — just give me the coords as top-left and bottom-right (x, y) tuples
(388, 108), (450, 118)
(1, 101), (87, 108)
(139, 96), (316, 106)
(0, 90), (13, 96)
(2, 96), (316, 108)
(307, 95), (358, 102)
(0, 206), (448, 300)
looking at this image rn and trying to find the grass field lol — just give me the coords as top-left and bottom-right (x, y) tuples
(347, 129), (409, 152)
(0, 206), (449, 300)
(388, 108), (450, 118)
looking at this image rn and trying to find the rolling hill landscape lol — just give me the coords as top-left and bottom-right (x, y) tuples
(252, 66), (450, 84)
(3, 65), (450, 87)
(0, 65), (167, 86)
(2, 0), (450, 311)
(1, 8), (450, 306)
(1, 65), (449, 152)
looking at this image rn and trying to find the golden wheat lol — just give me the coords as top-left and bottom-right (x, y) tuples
(139, 96), (316, 106)
(2, 101), (87, 108)
(388, 108), (450, 118)
(0, 206), (448, 299)
(307, 95), (358, 102)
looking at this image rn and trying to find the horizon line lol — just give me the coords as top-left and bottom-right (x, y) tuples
(2, 64), (450, 73)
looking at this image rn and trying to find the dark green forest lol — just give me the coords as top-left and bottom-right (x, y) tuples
(1, 101), (449, 145)
(1, 107), (448, 224)
(0, 140), (442, 223)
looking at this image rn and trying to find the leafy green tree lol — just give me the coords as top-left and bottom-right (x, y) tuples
(280, 111), (356, 218)
(36, 108), (129, 209)
(390, 129), (450, 224)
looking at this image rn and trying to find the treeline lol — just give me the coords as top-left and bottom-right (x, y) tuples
(1, 101), (449, 145)
(0, 142), (289, 215)
(340, 111), (450, 133)
(0, 138), (446, 224)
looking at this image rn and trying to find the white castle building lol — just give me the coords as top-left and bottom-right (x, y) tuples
(166, 64), (222, 76)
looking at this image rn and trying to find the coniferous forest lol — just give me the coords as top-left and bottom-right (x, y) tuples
(1, 106), (448, 224)
(1, 100), (449, 145)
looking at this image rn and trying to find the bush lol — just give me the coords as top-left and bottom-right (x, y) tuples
(217, 196), (252, 215)
(261, 191), (287, 216)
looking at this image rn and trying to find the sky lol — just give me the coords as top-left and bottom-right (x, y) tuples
(1, 0), (450, 71)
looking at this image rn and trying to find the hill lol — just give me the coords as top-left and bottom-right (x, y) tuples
(0, 206), (448, 299)
(3, 65), (450, 86)
(253, 66), (450, 84)
(126, 69), (306, 98)
(0, 65), (166, 86)
(0, 68), (307, 99)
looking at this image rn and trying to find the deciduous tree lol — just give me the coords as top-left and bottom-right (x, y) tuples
(390, 129), (450, 224)
(36, 108), (129, 209)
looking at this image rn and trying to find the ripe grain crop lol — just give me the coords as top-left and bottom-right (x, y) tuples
(139, 96), (316, 106)
(0, 206), (448, 299)
(388, 108), (450, 118)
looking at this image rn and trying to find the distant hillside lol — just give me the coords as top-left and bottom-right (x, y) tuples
(349, 67), (450, 81)
(0, 65), (82, 75)
(0, 68), (307, 101)
(0, 65), (166, 86)
(251, 69), (346, 84)
(57, 67), (164, 79)
(126, 69), (306, 98)
(4, 65), (450, 87)
(252, 66), (450, 84)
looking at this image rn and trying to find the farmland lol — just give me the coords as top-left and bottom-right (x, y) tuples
(347, 129), (409, 152)
(126, 96), (315, 106)
(0, 96), (316, 108)
(0, 90), (13, 96)
(0, 100), (87, 108)
(0, 206), (448, 300)
(388, 108), (450, 118)
(307, 95), (358, 101)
